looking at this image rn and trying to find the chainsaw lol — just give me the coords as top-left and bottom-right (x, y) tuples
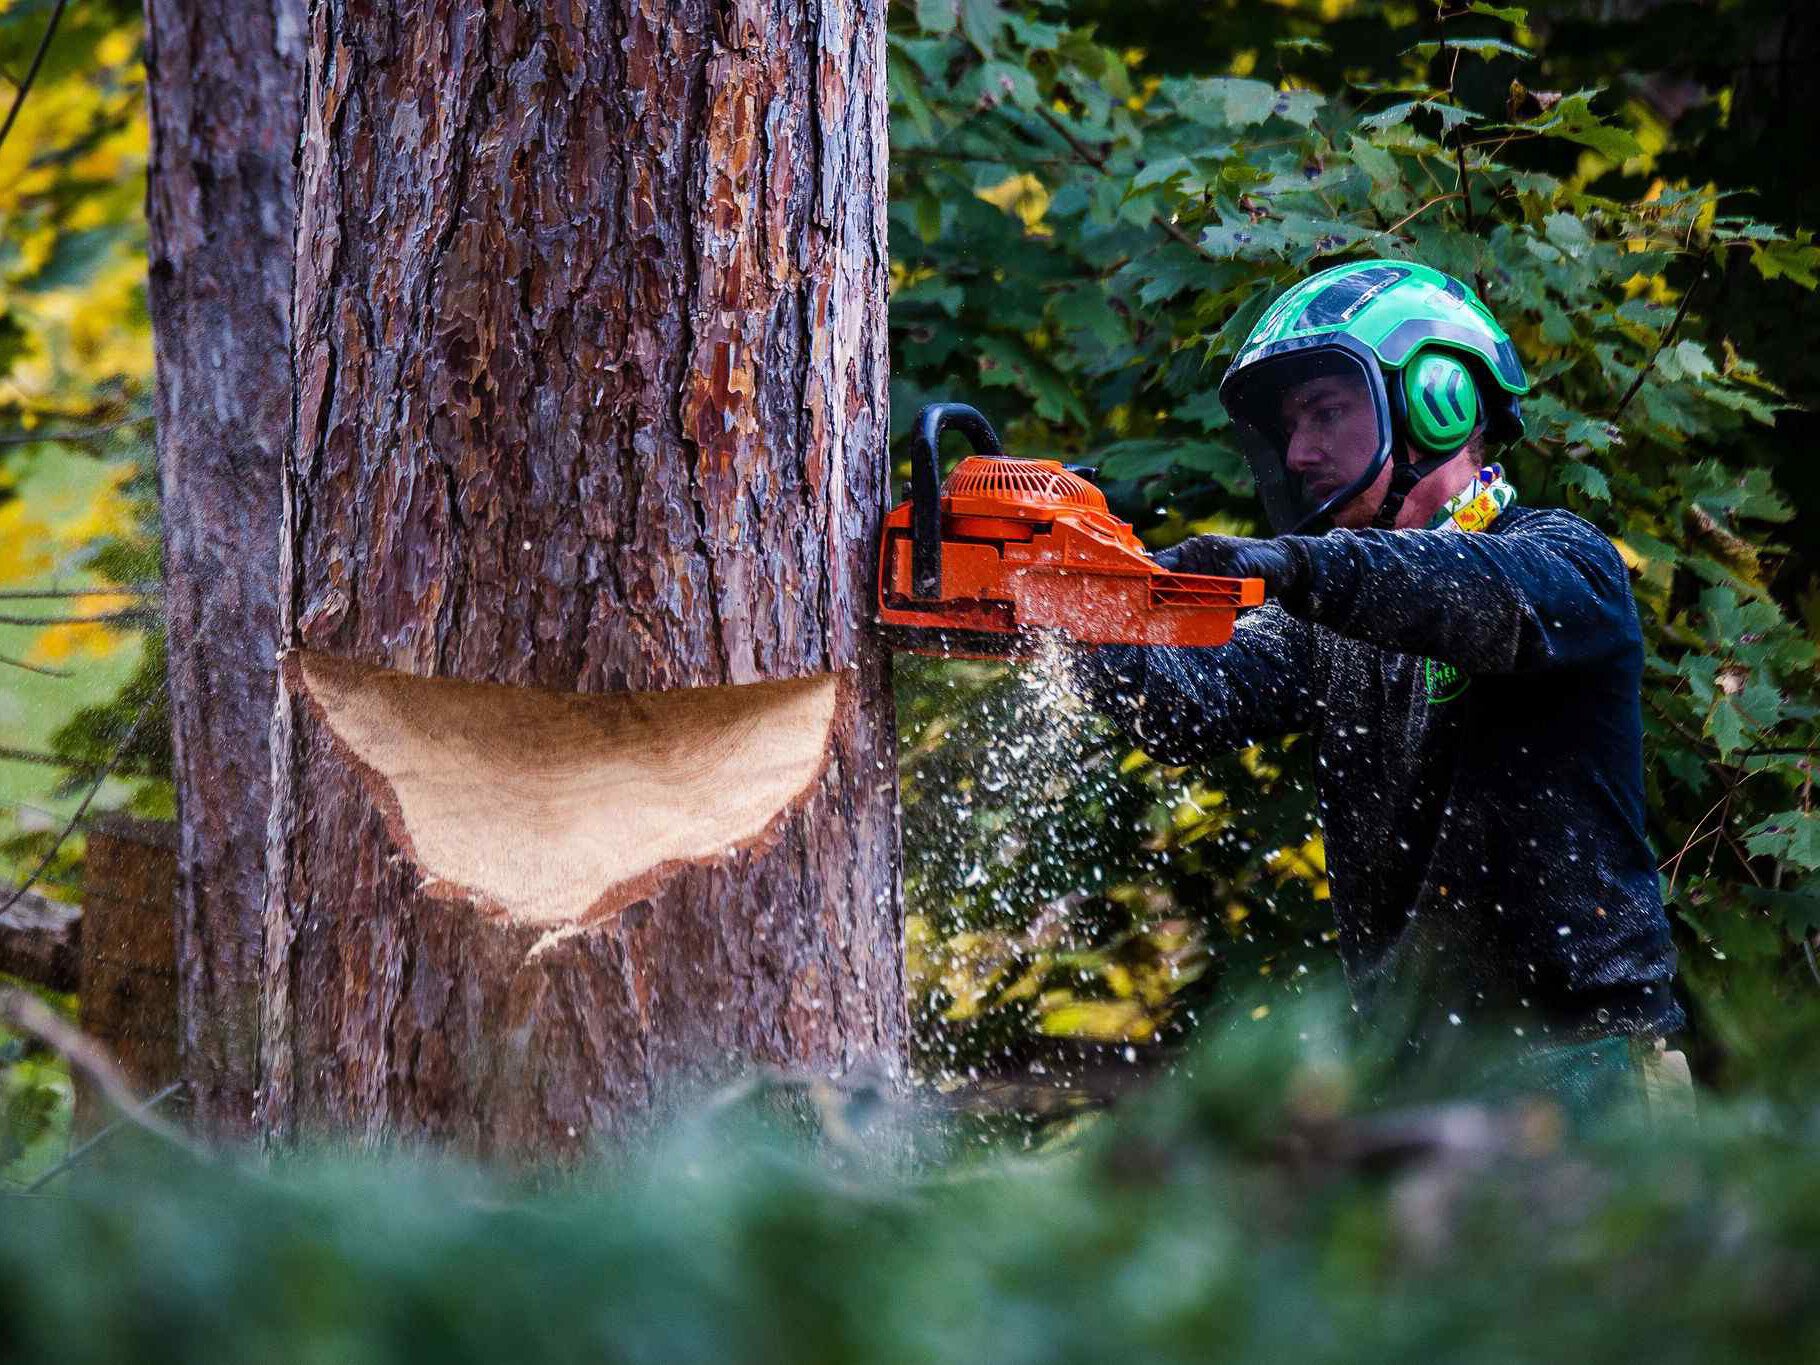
(877, 402), (1265, 657)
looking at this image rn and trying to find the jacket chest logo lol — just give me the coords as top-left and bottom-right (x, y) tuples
(1423, 657), (1470, 704)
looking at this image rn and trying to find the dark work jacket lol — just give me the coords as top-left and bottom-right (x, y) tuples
(1079, 505), (1684, 1044)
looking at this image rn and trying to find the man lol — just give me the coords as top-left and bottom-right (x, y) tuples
(1076, 260), (1688, 1117)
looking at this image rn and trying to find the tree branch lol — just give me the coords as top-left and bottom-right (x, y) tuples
(1611, 249), (1712, 421)
(0, 0), (71, 158)
(0, 990), (201, 1169)
(0, 653), (69, 678)
(0, 708), (149, 919)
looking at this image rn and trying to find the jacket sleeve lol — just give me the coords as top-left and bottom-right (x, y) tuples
(1073, 603), (1321, 766)
(1278, 510), (1637, 675)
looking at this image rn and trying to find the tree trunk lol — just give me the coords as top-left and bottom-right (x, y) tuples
(144, 0), (305, 1139)
(258, 0), (901, 1157)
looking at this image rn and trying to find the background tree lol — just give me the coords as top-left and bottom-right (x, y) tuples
(143, 0), (303, 1139)
(256, 0), (902, 1155)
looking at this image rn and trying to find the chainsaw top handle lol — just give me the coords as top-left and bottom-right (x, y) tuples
(909, 402), (1003, 599)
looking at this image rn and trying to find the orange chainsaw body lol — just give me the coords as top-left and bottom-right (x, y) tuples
(878, 453), (1264, 650)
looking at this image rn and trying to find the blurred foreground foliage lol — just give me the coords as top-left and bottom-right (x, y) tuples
(4, 994), (1819, 1364)
(890, 0), (1820, 1094)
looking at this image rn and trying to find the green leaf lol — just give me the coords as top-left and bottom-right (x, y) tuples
(1737, 885), (1820, 938)
(1707, 696), (1750, 758)
(1053, 288), (1128, 350)
(1467, 2), (1530, 21)
(1561, 462), (1611, 501)
(1543, 212), (1591, 256)
(914, 193), (944, 244)
(914, 0), (957, 37)
(1749, 236), (1820, 290)
(1132, 155), (1192, 192)
(888, 48), (943, 143)
(1403, 37), (1534, 61)
(974, 335), (1087, 424)
(1743, 811), (1820, 871)
(1171, 389), (1231, 432)
(1524, 93), (1643, 163)
(1357, 100), (1473, 135)
(1095, 440), (1247, 488)
(19, 227), (123, 294)
(959, 0), (1007, 56)
(1175, 78), (1277, 130)
(1347, 135), (1400, 187)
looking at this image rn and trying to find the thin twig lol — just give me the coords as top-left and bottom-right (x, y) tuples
(0, 993), (192, 1148)
(1662, 790), (1735, 897)
(0, 586), (156, 601)
(0, 709), (148, 919)
(1378, 191), (1461, 237)
(1031, 103), (1227, 267)
(0, 0), (71, 158)
(0, 990), (204, 1170)
(891, 148), (1075, 170)
(0, 652), (68, 678)
(0, 743), (107, 772)
(0, 413), (151, 446)
(1454, 141), (1476, 234)
(23, 1082), (186, 1193)
(0, 609), (151, 627)
(1611, 249), (1711, 421)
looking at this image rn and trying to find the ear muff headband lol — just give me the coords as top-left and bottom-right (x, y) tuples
(1400, 349), (1479, 454)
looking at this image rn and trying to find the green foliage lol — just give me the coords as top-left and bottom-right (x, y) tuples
(3, 997), (1819, 1363)
(0, 987), (75, 1187)
(889, 0), (1820, 1089)
(0, 1), (166, 895)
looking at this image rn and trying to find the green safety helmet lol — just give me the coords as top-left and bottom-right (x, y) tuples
(1217, 259), (1530, 534)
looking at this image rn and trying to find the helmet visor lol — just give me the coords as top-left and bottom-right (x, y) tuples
(1219, 343), (1393, 535)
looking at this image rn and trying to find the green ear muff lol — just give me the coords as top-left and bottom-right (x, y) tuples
(1401, 349), (1479, 453)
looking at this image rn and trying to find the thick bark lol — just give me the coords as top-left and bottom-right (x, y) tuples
(144, 0), (305, 1138)
(75, 817), (180, 1136)
(260, 0), (901, 1156)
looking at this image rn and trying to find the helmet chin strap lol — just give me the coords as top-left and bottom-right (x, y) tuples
(1369, 450), (1460, 530)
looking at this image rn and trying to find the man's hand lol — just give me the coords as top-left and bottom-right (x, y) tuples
(1152, 533), (1309, 603)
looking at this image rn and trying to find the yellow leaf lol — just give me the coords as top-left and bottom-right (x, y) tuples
(974, 173), (1052, 236)
(1038, 999), (1152, 1042)
(27, 591), (129, 665)
(1101, 963), (1135, 999)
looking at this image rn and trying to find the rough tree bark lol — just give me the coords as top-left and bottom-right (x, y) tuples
(144, 0), (305, 1138)
(258, 0), (902, 1156)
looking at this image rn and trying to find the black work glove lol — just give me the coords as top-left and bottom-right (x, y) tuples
(1152, 533), (1311, 607)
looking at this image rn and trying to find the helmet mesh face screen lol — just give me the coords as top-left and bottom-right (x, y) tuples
(1223, 345), (1392, 535)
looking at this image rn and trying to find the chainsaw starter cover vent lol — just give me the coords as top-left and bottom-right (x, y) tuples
(943, 456), (1108, 514)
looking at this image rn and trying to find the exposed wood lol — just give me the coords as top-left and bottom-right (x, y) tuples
(143, 0), (305, 1139)
(0, 891), (80, 993)
(261, 0), (901, 1157)
(295, 652), (842, 927)
(75, 816), (180, 1137)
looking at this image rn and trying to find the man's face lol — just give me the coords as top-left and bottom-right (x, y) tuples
(1278, 372), (1383, 516)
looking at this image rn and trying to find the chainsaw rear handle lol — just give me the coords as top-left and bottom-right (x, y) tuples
(908, 402), (1003, 599)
